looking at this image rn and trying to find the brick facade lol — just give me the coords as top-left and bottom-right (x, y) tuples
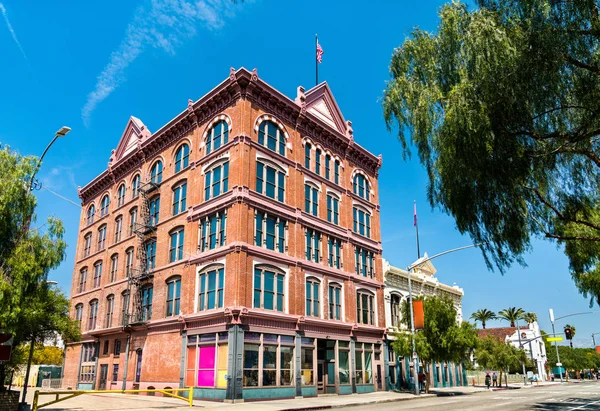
(64, 68), (385, 400)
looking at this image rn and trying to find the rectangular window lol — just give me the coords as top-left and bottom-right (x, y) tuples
(339, 349), (350, 384)
(305, 279), (320, 317)
(301, 346), (314, 385)
(325, 155), (331, 180)
(256, 161), (285, 202)
(304, 143), (311, 169)
(166, 277), (181, 316)
(305, 229), (321, 263)
(114, 217), (122, 243)
(199, 210), (226, 252)
(304, 184), (318, 216)
(145, 240), (156, 269)
(141, 287), (153, 322)
(205, 163), (229, 201)
(253, 267), (284, 312)
(125, 248), (134, 277)
(93, 262), (102, 288)
(240, 334), (295, 387)
(78, 269), (87, 293)
(243, 343), (259, 386)
(169, 229), (185, 262)
(149, 197), (160, 227)
(334, 160), (340, 185)
(110, 254), (118, 283)
(328, 284), (341, 320)
(129, 208), (138, 236)
(112, 364), (119, 381)
(315, 149), (322, 175)
(97, 226), (106, 251)
(356, 292), (375, 325)
(83, 234), (92, 257)
(254, 211), (286, 253)
(327, 195), (339, 225)
(105, 296), (114, 328)
(114, 339), (121, 356)
(353, 207), (371, 238)
(121, 292), (129, 326)
(355, 247), (375, 278)
(328, 238), (342, 269)
(88, 301), (98, 330)
(197, 267), (224, 311)
(173, 183), (187, 215)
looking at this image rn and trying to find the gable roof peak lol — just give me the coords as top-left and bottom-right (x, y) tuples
(302, 82), (349, 136)
(110, 116), (151, 165)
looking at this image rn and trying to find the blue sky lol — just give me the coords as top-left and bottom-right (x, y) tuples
(1, 0), (597, 348)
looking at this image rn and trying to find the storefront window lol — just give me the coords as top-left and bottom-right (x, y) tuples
(185, 333), (228, 388)
(243, 343), (260, 386)
(263, 345), (277, 386)
(364, 350), (373, 384)
(242, 334), (295, 387)
(355, 347), (363, 383)
(339, 350), (350, 384)
(301, 347), (314, 385)
(280, 346), (293, 385)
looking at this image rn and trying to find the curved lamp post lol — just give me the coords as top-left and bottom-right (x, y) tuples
(29, 126), (71, 191)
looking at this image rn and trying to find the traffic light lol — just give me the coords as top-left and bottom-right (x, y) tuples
(564, 327), (572, 340)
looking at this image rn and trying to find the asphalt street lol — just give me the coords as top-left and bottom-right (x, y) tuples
(344, 383), (600, 410)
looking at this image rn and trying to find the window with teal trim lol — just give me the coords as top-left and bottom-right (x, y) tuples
(175, 144), (190, 173)
(328, 237), (342, 269)
(132, 175), (141, 198)
(197, 266), (224, 311)
(315, 148), (322, 175)
(352, 207), (371, 238)
(304, 184), (318, 216)
(206, 120), (229, 155)
(169, 227), (184, 262)
(253, 265), (285, 311)
(334, 160), (340, 184)
(306, 277), (320, 317)
(353, 174), (370, 200)
(258, 120), (286, 156)
(166, 276), (181, 316)
(304, 142), (311, 168)
(328, 283), (342, 320)
(355, 247), (375, 278)
(256, 161), (285, 202)
(149, 196), (160, 226)
(140, 286), (153, 321)
(86, 204), (95, 225)
(327, 194), (339, 225)
(305, 229), (321, 263)
(145, 239), (156, 270)
(325, 154), (331, 180)
(254, 211), (286, 253)
(356, 291), (375, 325)
(100, 195), (110, 217)
(172, 182), (187, 215)
(117, 184), (126, 207)
(199, 210), (226, 252)
(204, 162), (229, 201)
(150, 161), (163, 184)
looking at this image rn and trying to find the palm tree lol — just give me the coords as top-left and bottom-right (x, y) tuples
(523, 312), (538, 325)
(470, 309), (497, 329)
(498, 307), (526, 327)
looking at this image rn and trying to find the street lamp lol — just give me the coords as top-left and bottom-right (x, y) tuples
(406, 243), (482, 396)
(29, 126), (71, 191)
(591, 332), (600, 348)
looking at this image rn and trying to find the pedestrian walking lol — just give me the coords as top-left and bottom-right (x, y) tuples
(485, 373), (491, 389)
(492, 372), (498, 387)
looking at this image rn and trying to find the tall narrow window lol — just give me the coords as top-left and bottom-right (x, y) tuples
(93, 261), (102, 288)
(206, 120), (229, 154)
(175, 144), (190, 173)
(315, 148), (322, 175)
(129, 207), (138, 236)
(253, 266), (285, 312)
(197, 266), (225, 311)
(328, 283), (342, 320)
(125, 247), (134, 277)
(169, 228), (184, 262)
(132, 175), (141, 199)
(334, 160), (340, 185)
(88, 299), (98, 330)
(391, 294), (401, 328)
(114, 216), (123, 243)
(150, 161), (163, 184)
(148, 197), (160, 227)
(121, 291), (130, 326)
(110, 254), (119, 283)
(166, 276), (181, 316)
(100, 195), (110, 217)
(326, 194), (339, 225)
(97, 225), (107, 251)
(353, 174), (370, 200)
(204, 162), (229, 200)
(145, 239), (156, 270)
(325, 155), (331, 180)
(328, 237), (342, 269)
(304, 142), (311, 169)
(355, 247), (375, 278)
(83, 233), (92, 257)
(87, 205), (95, 225)
(105, 295), (115, 328)
(75, 304), (83, 329)
(305, 229), (321, 263)
(305, 277), (320, 317)
(117, 184), (126, 207)
(352, 207), (371, 238)
(356, 291), (375, 325)
(199, 210), (227, 252)
(172, 182), (187, 215)
(254, 211), (286, 253)
(304, 184), (319, 216)
(258, 120), (286, 156)
(256, 161), (285, 202)
(140, 287), (153, 321)
(78, 268), (87, 293)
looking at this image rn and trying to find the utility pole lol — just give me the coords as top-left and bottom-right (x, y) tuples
(549, 309), (563, 383)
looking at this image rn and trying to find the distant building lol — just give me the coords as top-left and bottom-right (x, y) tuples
(477, 323), (547, 380)
(383, 256), (467, 389)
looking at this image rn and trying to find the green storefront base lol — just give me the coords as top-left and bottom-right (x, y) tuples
(192, 388), (227, 400)
(242, 387), (296, 400)
(339, 385), (353, 395)
(356, 384), (375, 394)
(77, 383), (93, 390)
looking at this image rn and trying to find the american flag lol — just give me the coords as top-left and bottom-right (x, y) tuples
(316, 41), (323, 63)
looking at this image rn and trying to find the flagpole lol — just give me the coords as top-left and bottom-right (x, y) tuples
(414, 200), (421, 259)
(315, 34), (319, 85)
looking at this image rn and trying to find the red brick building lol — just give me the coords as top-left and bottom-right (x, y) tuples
(64, 68), (385, 401)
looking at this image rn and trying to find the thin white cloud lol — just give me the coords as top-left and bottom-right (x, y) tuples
(0, 2), (28, 61)
(82, 0), (242, 126)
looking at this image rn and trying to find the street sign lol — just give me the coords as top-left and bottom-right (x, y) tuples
(547, 337), (563, 342)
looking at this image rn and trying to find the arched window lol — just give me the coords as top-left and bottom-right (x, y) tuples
(128, 207), (138, 236)
(110, 253), (119, 283)
(100, 195), (110, 217)
(254, 211), (286, 253)
(199, 210), (226, 251)
(356, 290), (375, 325)
(325, 154), (331, 180)
(166, 276), (181, 316)
(93, 260), (103, 288)
(121, 290), (130, 325)
(175, 144), (190, 173)
(148, 196), (160, 226)
(353, 173), (370, 200)
(125, 247), (135, 277)
(256, 160), (285, 202)
(327, 236), (342, 269)
(114, 215), (123, 243)
(334, 159), (341, 185)
(172, 180), (187, 215)
(304, 182), (319, 216)
(78, 267), (88, 293)
(355, 246), (375, 278)
(150, 161), (163, 184)
(258, 120), (286, 156)
(315, 148), (322, 175)
(132, 174), (141, 198)
(145, 238), (157, 270)
(117, 184), (126, 206)
(88, 299), (99, 330)
(75, 303), (83, 329)
(328, 282), (342, 320)
(305, 277), (320, 317)
(326, 193), (340, 225)
(97, 224), (107, 251)
(352, 206), (371, 238)
(304, 142), (312, 169)
(86, 204), (95, 225)
(204, 161), (229, 201)
(390, 294), (401, 328)
(83, 233), (92, 257)
(140, 286), (153, 322)
(253, 265), (285, 312)
(206, 120), (229, 155)
(197, 265), (224, 311)
(169, 227), (184, 263)
(105, 294), (115, 328)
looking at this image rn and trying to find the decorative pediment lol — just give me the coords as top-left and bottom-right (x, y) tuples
(303, 82), (348, 136)
(110, 116), (151, 164)
(411, 253), (437, 277)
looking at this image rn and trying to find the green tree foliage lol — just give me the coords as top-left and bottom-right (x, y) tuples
(392, 295), (478, 392)
(476, 336), (527, 386)
(565, 324), (577, 339)
(470, 309), (497, 329)
(13, 344), (64, 366)
(383, 0), (600, 305)
(523, 312), (538, 324)
(498, 307), (526, 327)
